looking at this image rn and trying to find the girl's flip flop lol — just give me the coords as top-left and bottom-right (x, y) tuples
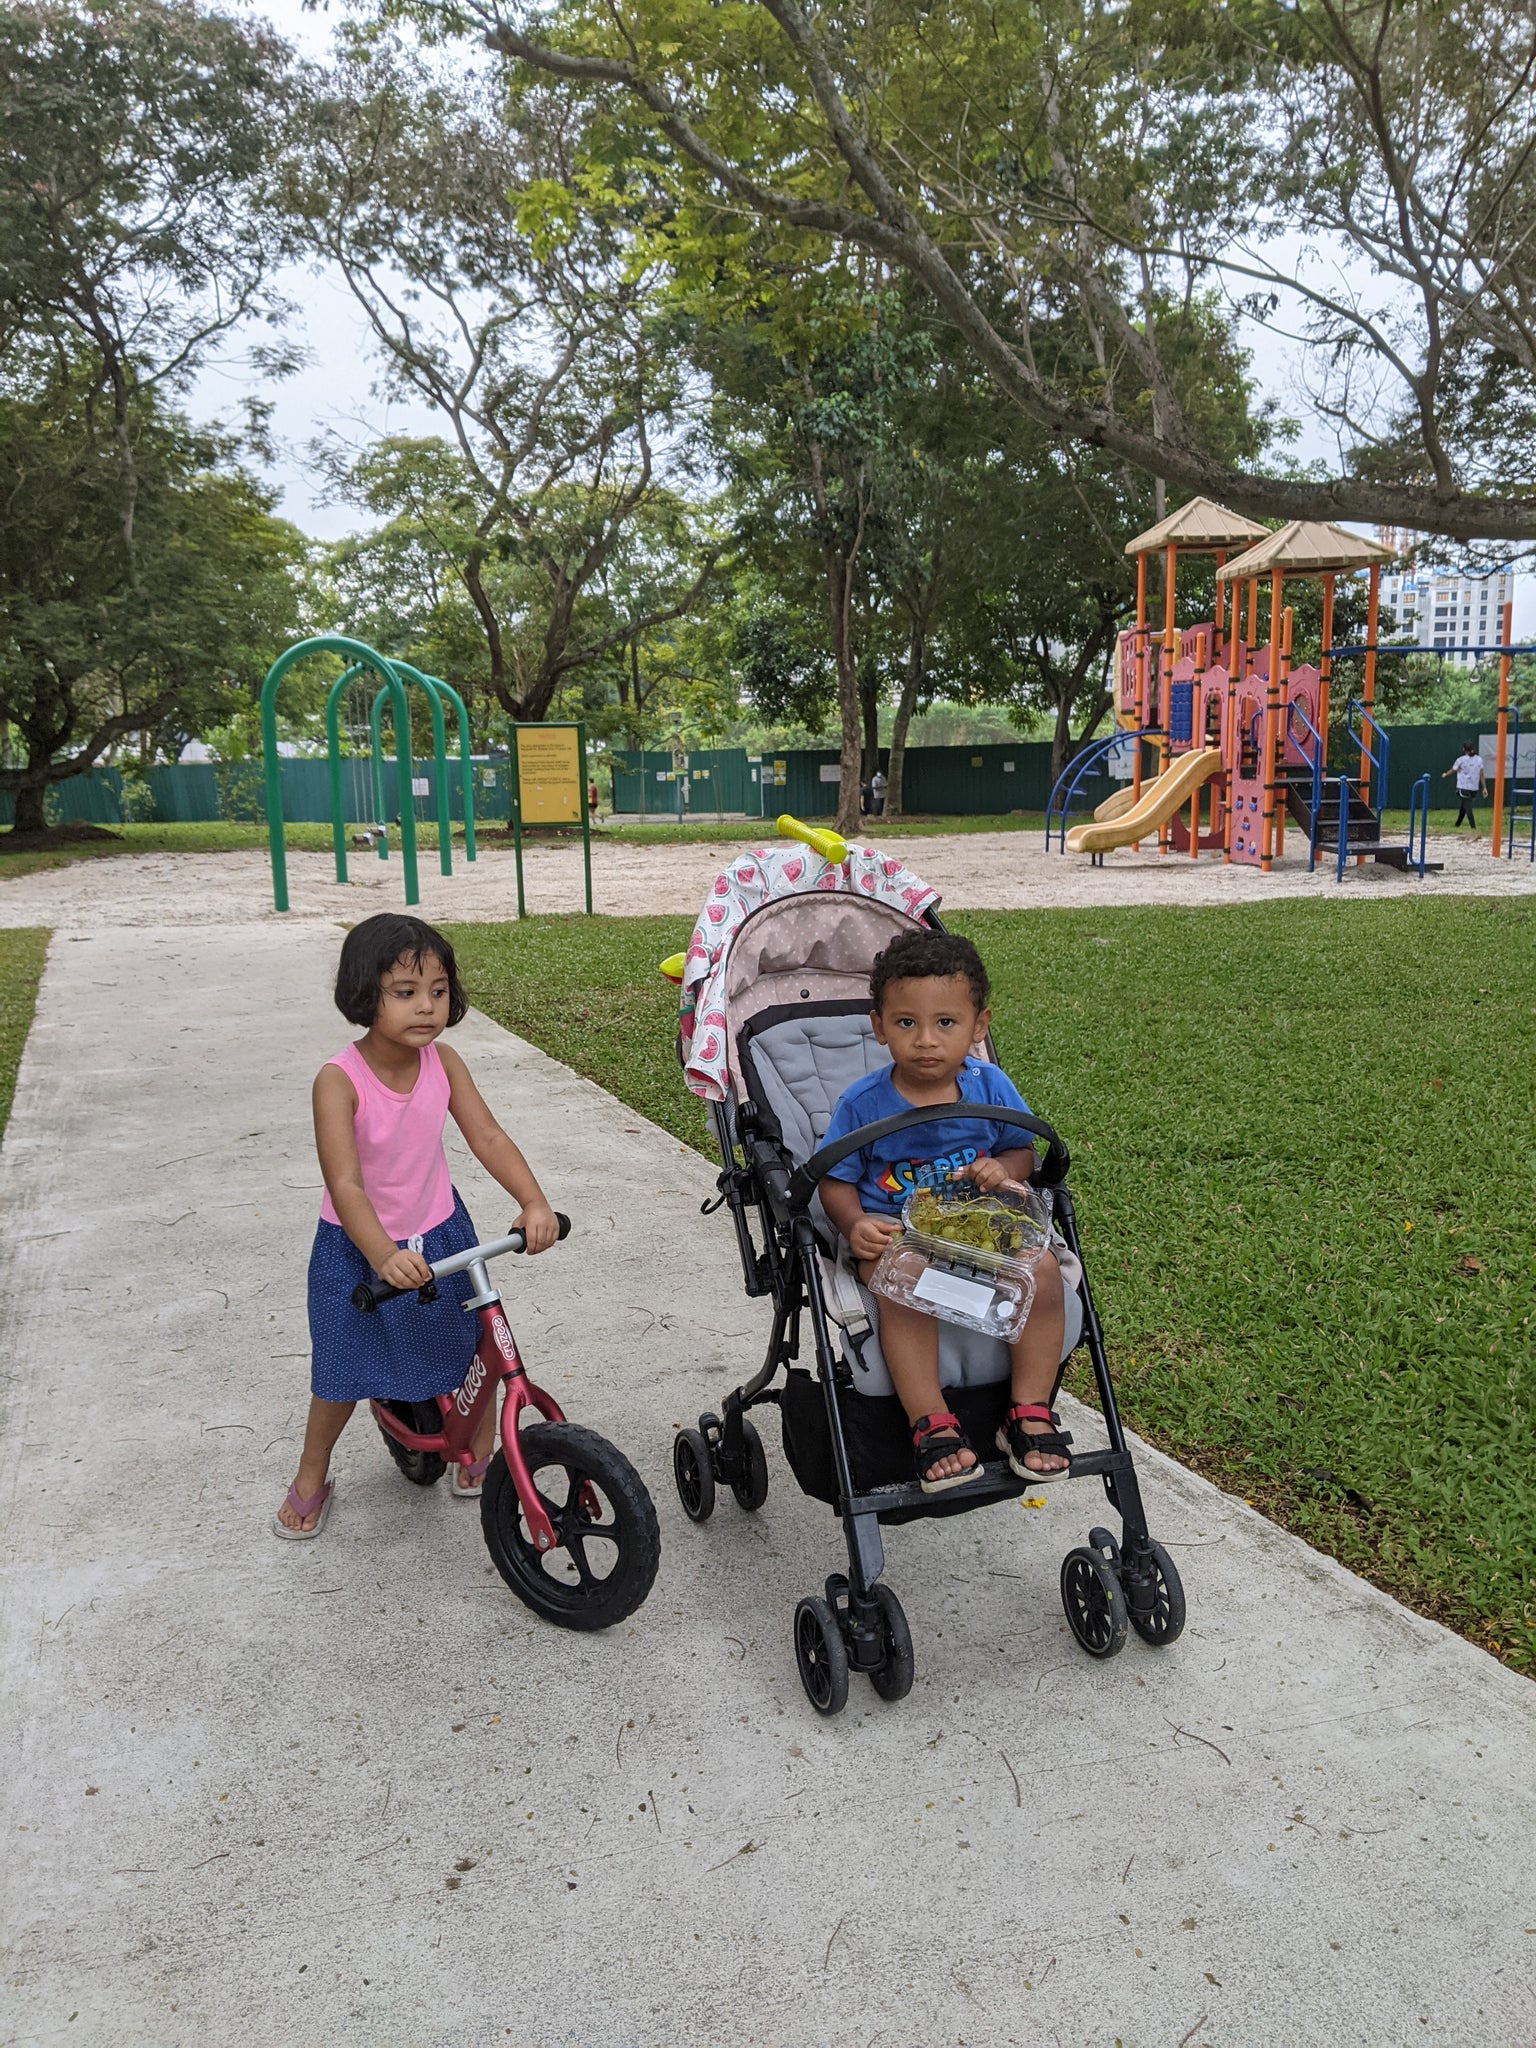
(449, 1453), (493, 1502)
(272, 1479), (335, 1541)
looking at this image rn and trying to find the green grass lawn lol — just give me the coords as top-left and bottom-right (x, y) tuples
(448, 899), (1536, 1675)
(0, 929), (49, 1142)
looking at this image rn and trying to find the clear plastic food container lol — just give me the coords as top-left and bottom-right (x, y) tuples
(868, 1179), (1053, 1341)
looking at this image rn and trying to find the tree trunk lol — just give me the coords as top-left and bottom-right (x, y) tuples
(860, 657), (880, 785)
(824, 547), (863, 837)
(885, 623), (925, 821)
(8, 761), (51, 835)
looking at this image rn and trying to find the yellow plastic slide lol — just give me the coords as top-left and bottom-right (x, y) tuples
(1064, 748), (1223, 854)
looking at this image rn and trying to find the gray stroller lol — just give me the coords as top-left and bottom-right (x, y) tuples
(669, 837), (1186, 1714)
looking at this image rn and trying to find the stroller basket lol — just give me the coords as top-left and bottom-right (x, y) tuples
(666, 821), (1186, 1714)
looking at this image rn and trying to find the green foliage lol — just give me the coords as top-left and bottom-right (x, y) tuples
(0, 360), (308, 825)
(116, 775), (156, 824)
(448, 899), (1536, 1672)
(0, 928), (48, 1142)
(289, 42), (721, 721)
(213, 759), (265, 823)
(455, 0), (1536, 540)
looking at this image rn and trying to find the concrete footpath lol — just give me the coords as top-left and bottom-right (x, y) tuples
(2, 926), (1534, 2048)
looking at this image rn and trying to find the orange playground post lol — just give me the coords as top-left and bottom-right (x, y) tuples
(1260, 569), (1283, 870)
(1492, 598), (1514, 856)
(1133, 551), (1148, 802)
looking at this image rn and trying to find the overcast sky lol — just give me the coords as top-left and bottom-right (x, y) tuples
(208, 0), (1531, 629)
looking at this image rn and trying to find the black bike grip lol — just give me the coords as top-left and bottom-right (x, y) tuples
(352, 1278), (409, 1312)
(508, 1212), (573, 1248)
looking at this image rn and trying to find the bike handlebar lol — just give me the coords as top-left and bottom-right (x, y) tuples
(351, 1212), (571, 1312)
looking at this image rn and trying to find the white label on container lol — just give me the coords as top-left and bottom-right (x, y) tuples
(411, 777), (429, 795)
(818, 764), (841, 783)
(1003, 760), (1015, 772)
(912, 1267), (998, 1318)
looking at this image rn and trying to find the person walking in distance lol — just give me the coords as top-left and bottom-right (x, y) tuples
(1442, 741), (1488, 828)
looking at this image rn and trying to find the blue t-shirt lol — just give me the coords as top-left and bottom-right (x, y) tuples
(820, 1059), (1033, 1217)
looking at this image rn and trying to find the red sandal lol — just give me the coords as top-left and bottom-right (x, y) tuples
(997, 1403), (1073, 1482)
(911, 1411), (984, 1495)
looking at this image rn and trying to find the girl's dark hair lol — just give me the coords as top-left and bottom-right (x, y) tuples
(870, 928), (990, 1012)
(335, 914), (468, 1028)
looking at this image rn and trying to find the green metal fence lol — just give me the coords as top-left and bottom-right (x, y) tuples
(1, 756), (514, 830)
(614, 742), (1056, 816)
(4, 723), (1496, 831)
(609, 747), (750, 816)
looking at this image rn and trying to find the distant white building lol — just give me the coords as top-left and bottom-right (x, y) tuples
(1376, 531), (1516, 670)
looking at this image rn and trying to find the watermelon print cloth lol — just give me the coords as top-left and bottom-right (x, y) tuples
(678, 842), (940, 1102)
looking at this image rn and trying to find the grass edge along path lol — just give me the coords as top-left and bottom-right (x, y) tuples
(448, 900), (1536, 1679)
(0, 929), (49, 1144)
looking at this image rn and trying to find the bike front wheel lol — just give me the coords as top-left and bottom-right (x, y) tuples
(481, 1423), (661, 1631)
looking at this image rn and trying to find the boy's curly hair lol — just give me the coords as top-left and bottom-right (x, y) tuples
(869, 928), (990, 1013)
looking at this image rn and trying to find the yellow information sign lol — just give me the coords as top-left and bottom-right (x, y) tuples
(516, 725), (582, 824)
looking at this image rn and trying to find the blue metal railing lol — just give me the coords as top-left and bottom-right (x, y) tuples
(1503, 706), (1536, 863)
(1323, 639), (1536, 661)
(1046, 727), (1155, 851)
(1345, 699), (1389, 819)
(1408, 773), (1431, 878)
(1285, 700), (1325, 872)
(1335, 777), (1352, 883)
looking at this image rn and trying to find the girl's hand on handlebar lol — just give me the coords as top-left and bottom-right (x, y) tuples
(377, 1246), (434, 1290)
(848, 1213), (900, 1263)
(516, 1200), (561, 1254)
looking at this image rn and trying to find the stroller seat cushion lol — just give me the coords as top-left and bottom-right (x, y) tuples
(737, 1002), (895, 1163)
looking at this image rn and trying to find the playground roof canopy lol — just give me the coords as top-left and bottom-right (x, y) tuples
(1216, 520), (1395, 581)
(1123, 496), (1269, 555)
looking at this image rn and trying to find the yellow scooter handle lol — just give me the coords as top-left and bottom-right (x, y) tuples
(659, 951), (687, 984)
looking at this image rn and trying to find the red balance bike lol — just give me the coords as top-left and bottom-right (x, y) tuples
(354, 1215), (660, 1630)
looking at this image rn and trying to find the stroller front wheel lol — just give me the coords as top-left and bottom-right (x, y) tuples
(673, 1428), (716, 1522)
(793, 1595), (850, 1715)
(1124, 1538), (1186, 1646)
(866, 1583), (915, 1702)
(1060, 1545), (1129, 1659)
(729, 1417), (769, 1513)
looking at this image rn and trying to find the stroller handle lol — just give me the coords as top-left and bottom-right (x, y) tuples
(789, 1105), (1069, 1210)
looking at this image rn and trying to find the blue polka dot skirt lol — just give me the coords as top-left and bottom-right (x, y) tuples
(307, 1191), (483, 1403)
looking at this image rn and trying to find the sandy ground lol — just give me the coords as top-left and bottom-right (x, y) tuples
(4, 924), (1536, 2047)
(3, 826), (1535, 928)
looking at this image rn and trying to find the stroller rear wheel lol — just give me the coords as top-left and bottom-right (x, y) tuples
(673, 1428), (715, 1522)
(793, 1595), (850, 1715)
(1060, 1545), (1129, 1659)
(1124, 1538), (1186, 1646)
(866, 1583), (915, 1703)
(729, 1416), (769, 1512)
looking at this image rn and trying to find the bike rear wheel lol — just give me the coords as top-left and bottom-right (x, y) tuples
(376, 1399), (447, 1487)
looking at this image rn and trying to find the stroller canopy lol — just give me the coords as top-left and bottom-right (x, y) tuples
(679, 841), (940, 1102)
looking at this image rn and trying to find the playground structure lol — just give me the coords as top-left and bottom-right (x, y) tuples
(1048, 499), (1532, 876)
(259, 637), (478, 914)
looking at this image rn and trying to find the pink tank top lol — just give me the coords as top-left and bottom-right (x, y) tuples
(319, 1041), (455, 1242)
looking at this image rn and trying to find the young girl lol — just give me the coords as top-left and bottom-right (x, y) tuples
(274, 914), (559, 1538)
